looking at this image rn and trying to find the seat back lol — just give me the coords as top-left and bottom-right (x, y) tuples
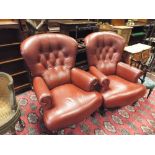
(84, 32), (125, 75)
(21, 33), (78, 89)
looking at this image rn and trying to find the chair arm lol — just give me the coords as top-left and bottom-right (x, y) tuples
(71, 68), (98, 91)
(33, 77), (52, 108)
(116, 62), (143, 83)
(89, 66), (110, 91)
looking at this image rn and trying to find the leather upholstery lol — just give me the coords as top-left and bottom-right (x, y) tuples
(89, 66), (110, 92)
(102, 75), (146, 108)
(116, 62), (143, 83)
(33, 76), (52, 109)
(71, 68), (98, 91)
(84, 32), (146, 108)
(21, 33), (77, 89)
(44, 84), (102, 130)
(21, 33), (102, 130)
(42, 67), (71, 89)
(84, 32), (125, 75)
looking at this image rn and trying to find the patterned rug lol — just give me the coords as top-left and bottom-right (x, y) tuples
(15, 89), (155, 135)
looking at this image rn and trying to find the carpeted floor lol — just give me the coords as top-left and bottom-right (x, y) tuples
(15, 89), (155, 135)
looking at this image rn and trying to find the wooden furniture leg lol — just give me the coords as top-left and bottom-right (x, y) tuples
(10, 126), (16, 135)
(147, 88), (153, 98)
(18, 118), (24, 128)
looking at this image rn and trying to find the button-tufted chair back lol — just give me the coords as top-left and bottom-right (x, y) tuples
(84, 32), (125, 75)
(21, 33), (78, 89)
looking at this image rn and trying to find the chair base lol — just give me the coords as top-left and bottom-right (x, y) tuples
(0, 104), (21, 135)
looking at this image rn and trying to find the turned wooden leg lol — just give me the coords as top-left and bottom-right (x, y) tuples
(132, 101), (137, 106)
(91, 112), (96, 117)
(147, 88), (153, 98)
(10, 126), (16, 135)
(99, 106), (105, 116)
(18, 118), (24, 128)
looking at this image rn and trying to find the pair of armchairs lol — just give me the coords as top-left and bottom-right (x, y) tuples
(20, 32), (146, 131)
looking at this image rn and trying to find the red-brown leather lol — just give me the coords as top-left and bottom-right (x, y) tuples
(116, 62), (143, 83)
(84, 32), (146, 108)
(44, 84), (102, 131)
(21, 33), (77, 89)
(42, 66), (71, 89)
(89, 66), (110, 91)
(33, 77), (52, 109)
(71, 68), (98, 91)
(21, 33), (103, 130)
(102, 75), (146, 108)
(84, 32), (126, 75)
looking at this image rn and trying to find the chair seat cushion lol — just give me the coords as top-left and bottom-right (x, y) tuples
(101, 75), (146, 108)
(43, 84), (102, 130)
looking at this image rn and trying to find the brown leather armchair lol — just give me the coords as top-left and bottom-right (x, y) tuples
(20, 33), (102, 131)
(84, 32), (146, 108)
